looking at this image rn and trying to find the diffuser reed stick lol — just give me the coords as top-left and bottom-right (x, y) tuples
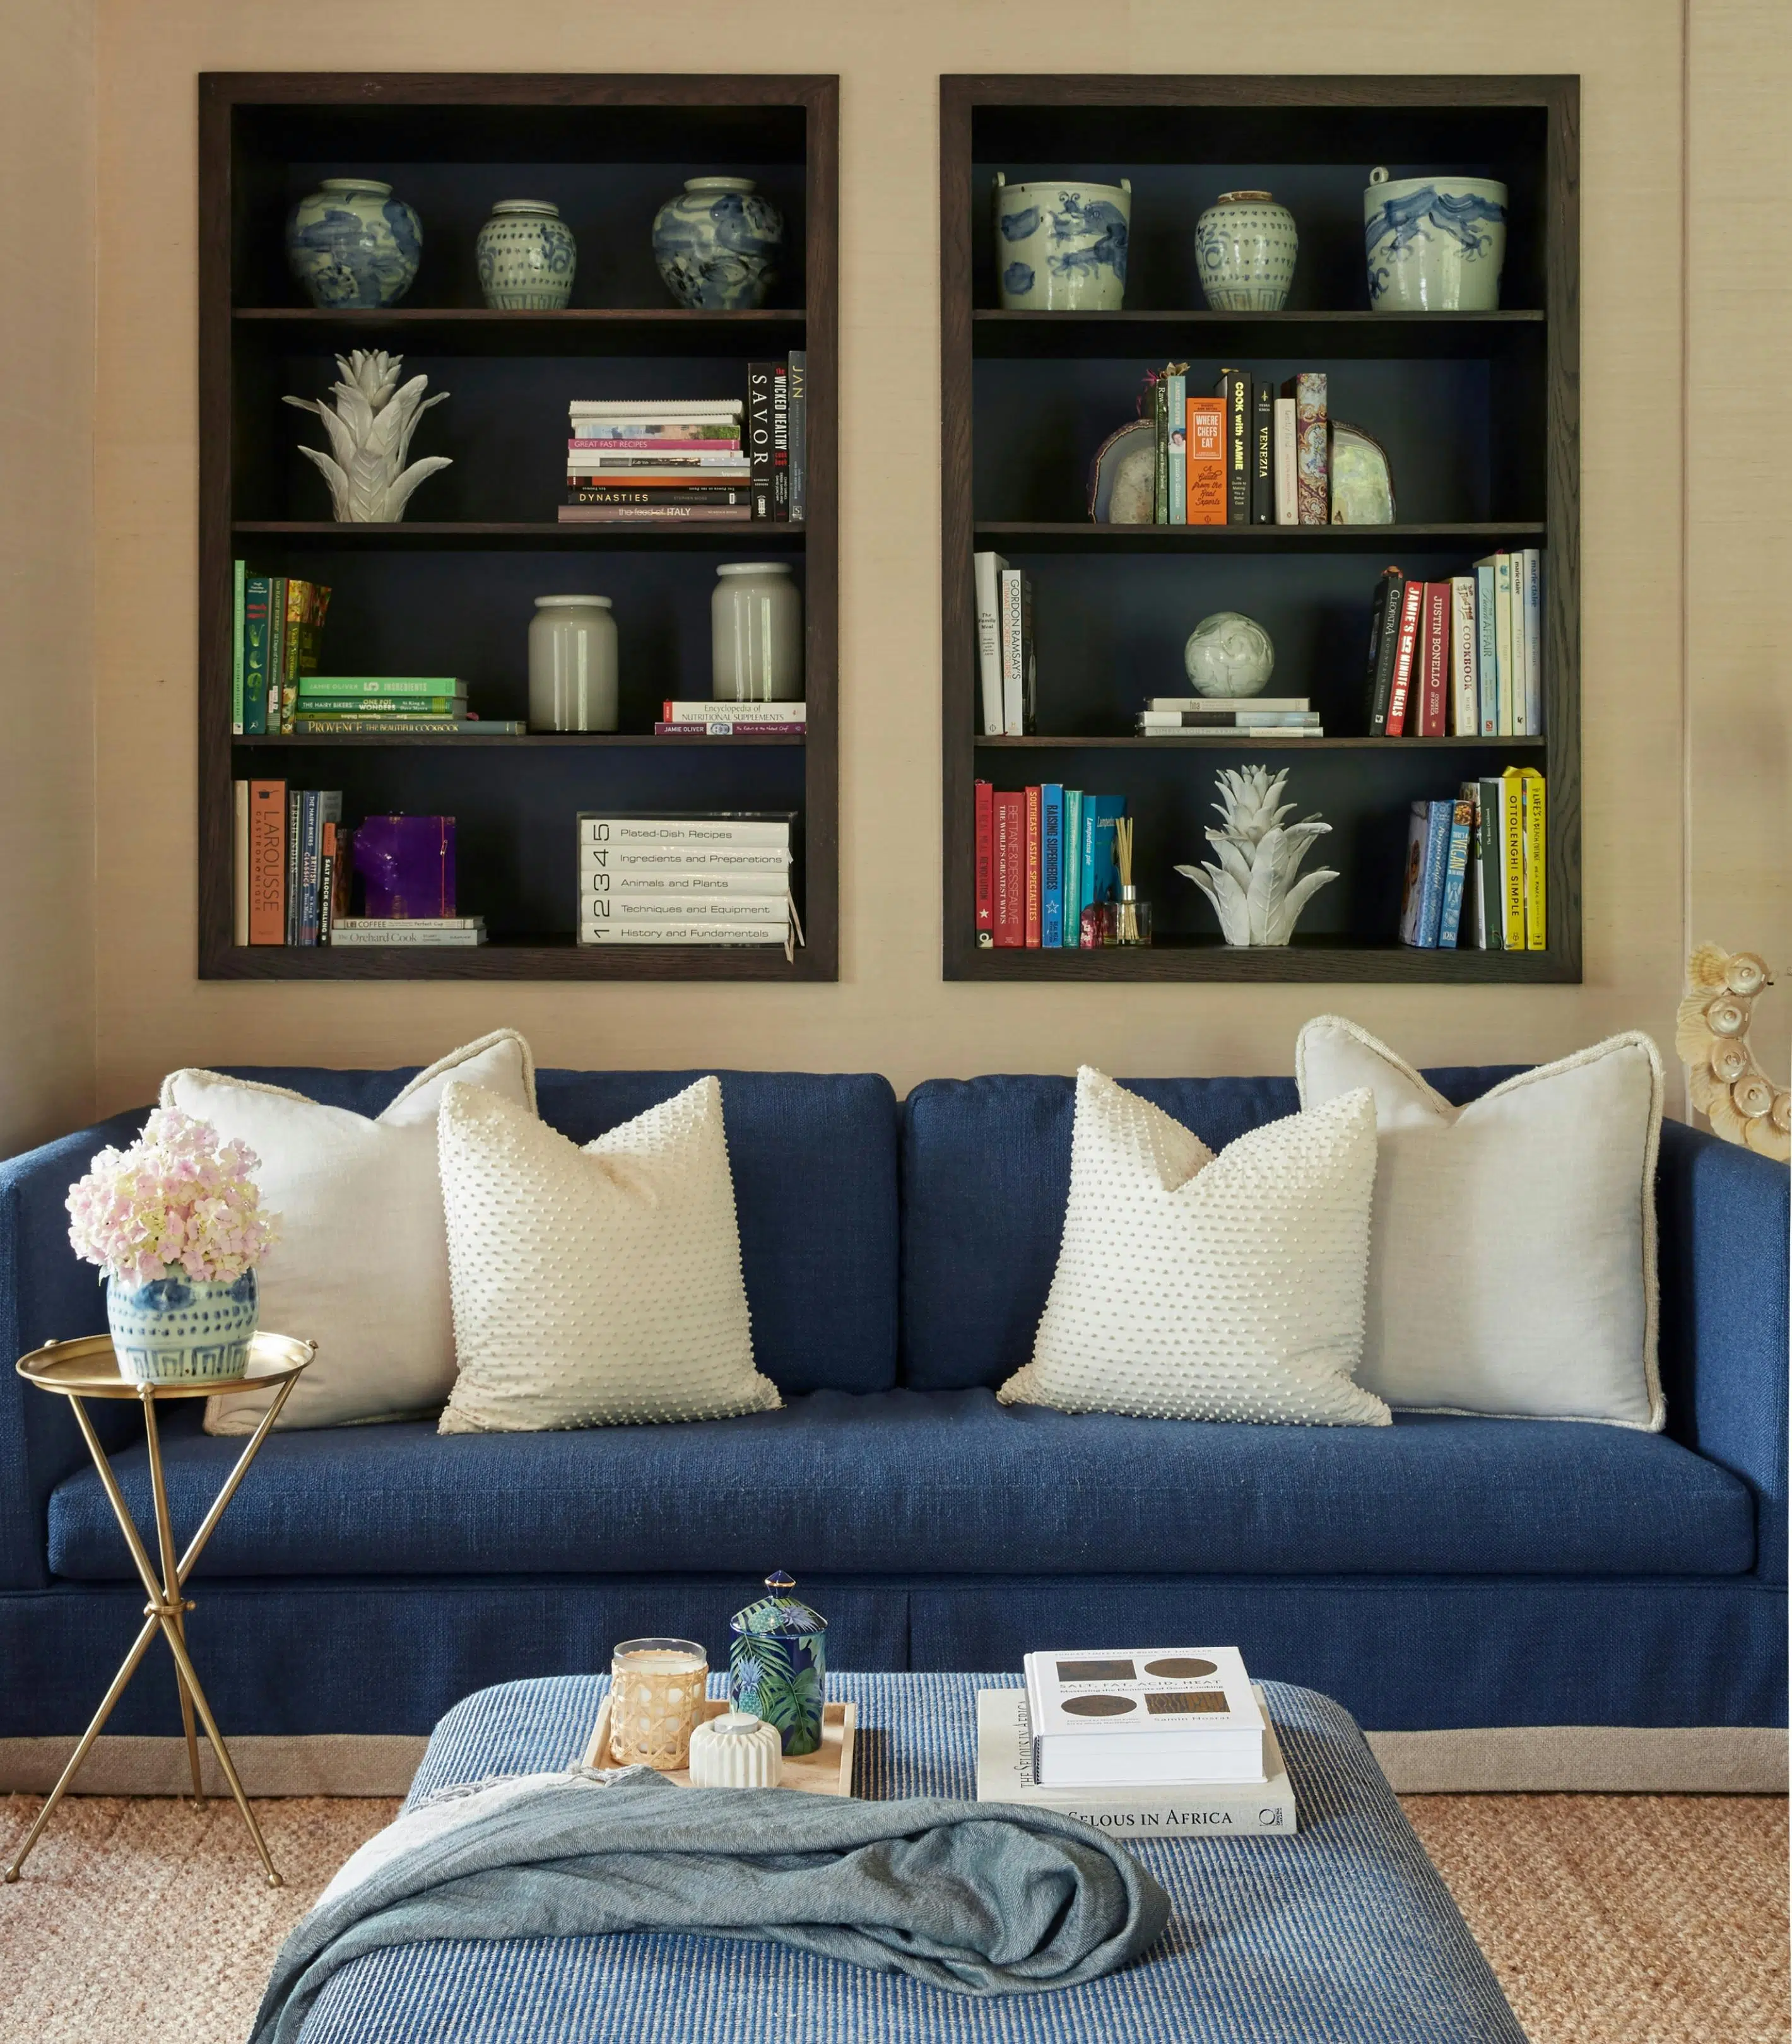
(1109, 818), (1150, 945)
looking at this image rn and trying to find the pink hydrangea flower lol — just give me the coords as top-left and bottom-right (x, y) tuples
(66, 1108), (280, 1288)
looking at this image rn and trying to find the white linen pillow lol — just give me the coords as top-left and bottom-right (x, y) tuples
(436, 1074), (779, 1432)
(999, 1069), (1388, 1426)
(1295, 1016), (1665, 1430)
(163, 1031), (538, 1435)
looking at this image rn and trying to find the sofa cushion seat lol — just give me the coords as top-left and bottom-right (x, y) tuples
(46, 1390), (1755, 1583)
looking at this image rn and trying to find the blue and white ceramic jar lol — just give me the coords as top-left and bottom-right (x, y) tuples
(651, 177), (782, 310)
(1364, 167), (1507, 312)
(729, 1570), (827, 1757)
(994, 175), (1130, 311)
(476, 200), (576, 310)
(107, 1270), (258, 1385)
(285, 178), (422, 310)
(1196, 190), (1298, 311)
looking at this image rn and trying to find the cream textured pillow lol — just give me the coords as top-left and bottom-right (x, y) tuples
(1295, 1016), (1665, 1430)
(164, 1031), (538, 1435)
(436, 1075), (779, 1432)
(999, 1069), (1388, 1426)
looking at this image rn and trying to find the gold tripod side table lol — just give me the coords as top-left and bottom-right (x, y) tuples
(6, 1331), (314, 1888)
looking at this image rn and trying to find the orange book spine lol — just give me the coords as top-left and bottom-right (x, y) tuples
(1185, 397), (1226, 526)
(247, 780), (286, 944)
(1023, 784), (1042, 946)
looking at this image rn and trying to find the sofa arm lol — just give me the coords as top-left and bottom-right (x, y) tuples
(0, 1110), (149, 1589)
(1657, 1119), (1790, 1583)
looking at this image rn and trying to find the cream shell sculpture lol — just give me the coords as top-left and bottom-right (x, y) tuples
(1675, 944), (1789, 1161)
(687, 1710), (785, 1788)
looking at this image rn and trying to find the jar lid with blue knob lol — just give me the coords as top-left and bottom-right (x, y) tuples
(729, 1570), (828, 1756)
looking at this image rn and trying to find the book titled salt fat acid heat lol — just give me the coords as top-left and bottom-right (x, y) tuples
(1023, 1647), (1266, 1788)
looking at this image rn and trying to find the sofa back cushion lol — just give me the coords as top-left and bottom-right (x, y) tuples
(900, 1067), (1524, 1393)
(220, 1066), (900, 1396)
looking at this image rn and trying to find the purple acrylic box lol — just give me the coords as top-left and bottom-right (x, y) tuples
(353, 815), (457, 919)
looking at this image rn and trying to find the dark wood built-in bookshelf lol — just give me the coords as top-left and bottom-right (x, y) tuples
(199, 73), (839, 979)
(940, 76), (1579, 982)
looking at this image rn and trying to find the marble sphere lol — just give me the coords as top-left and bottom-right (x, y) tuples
(1182, 611), (1276, 698)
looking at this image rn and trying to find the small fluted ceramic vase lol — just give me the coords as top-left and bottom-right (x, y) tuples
(1364, 167), (1507, 312)
(286, 178), (421, 310)
(1195, 190), (1299, 311)
(994, 175), (1130, 310)
(107, 1270), (258, 1385)
(729, 1571), (827, 1757)
(652, 177), (783, 310)
(476, 200), (576, 310)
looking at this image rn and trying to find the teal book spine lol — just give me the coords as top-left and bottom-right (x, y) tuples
(1164, 374), (1186, 524)
(1438, 796), (1473, 949)
(1080, 797), (1125, 924)
(1061, 790), (1083, 944)
(1040, 785), (1064, 947)
(231, 559), (245, 735)
(1415, 799), (1454, 948)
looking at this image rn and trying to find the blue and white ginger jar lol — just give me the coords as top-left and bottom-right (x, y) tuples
(994, 175), (1130, 311)
(476, 199), (577, 310)
(651, 177), (782, 311)
(1364, 167), (1507, 312)
(107, 1269), (258, 1385)
(1196, 189), (1299, 312)
(729, 1570), (827, 1757)
(286, 178), (422, 310)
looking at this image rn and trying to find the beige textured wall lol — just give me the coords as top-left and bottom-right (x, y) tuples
(0, 0), (96, 1151)
(1685, 0), (1791, 1088)
(88, 0), (1694, 1110)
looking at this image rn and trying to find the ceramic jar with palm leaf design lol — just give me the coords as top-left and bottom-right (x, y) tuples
(728, 1570), (827, 1756)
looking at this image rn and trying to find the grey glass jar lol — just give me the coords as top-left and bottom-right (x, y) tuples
(711, 563), (801, 703)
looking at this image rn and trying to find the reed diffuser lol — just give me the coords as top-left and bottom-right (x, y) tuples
(1107, 818), (1153, 946)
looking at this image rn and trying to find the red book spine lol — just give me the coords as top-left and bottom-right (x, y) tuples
(1023, 786), (1043, 946)
(1420, 582), (1451, 736)
(247, 779), (286, 945)
(974, 780), (994, 943)
(993, 792), (1024, 947)
(1385, 579), (1424, 736)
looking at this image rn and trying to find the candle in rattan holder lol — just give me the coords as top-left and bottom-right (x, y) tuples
(609, 1638), (708, 1770)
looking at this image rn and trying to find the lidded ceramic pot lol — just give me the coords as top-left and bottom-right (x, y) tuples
(688, 1710), (786, 1788)
(476, 200), (577, 310)
(1364, 167), (1507, 312)
(285, 178), (422, 310)
(651, 177), (783, 310)
(729, 1570), (827, 1756)
(1195, 191), (1298, 311)
(993, 175), (1131, 311)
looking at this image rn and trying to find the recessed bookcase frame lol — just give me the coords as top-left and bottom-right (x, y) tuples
(940, 75), (1579, 982)
(198, 73), (839, 980)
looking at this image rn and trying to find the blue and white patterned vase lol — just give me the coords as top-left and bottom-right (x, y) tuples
(476, 200), (577, 310)
(1196, 190), (1299, 311)
(651, 177), (782, 311)
(994, 175), (1130, 311)
(286, 178), (422, 310)
(1364, 167), (1507, 312)
(106, 1270), (257, 1385)
(729, 1570), (827, 1757)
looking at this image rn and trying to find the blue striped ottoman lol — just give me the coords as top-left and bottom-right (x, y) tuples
(296, 1673), (1525, 2043)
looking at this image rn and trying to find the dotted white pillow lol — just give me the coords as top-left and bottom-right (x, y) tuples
(999, 1069), (1388, 1427)
(437, 1075), (779, 1433)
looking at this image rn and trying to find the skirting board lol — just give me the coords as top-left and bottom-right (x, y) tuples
(0, 1726), (1785, 1798)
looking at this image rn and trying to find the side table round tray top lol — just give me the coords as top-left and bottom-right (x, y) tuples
(6, 1332), (314, 1889)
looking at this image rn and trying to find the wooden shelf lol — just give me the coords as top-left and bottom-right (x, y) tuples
(233, 307), (807, 358)
(974, 522), (1545, 554)
(972, 309), (1545, 361)
(211, 938), (825, 982)
(232, 521), (805, 551)
(976, 734), (1548, 749)
(958, 939), (1572, 984)
(232, 732), (805, 748)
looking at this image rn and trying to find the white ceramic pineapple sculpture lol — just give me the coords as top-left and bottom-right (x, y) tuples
(283, 350), (452, 522)
(1176, 764), (1338, 946)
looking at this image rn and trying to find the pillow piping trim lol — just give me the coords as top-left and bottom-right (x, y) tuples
(1295, 1015), (1666, 1433)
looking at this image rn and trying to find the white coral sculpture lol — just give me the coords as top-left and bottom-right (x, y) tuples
(1175, 764), (1338, 946)
(1675, 943), (1789, 1160)
(283, 349), (451, 522)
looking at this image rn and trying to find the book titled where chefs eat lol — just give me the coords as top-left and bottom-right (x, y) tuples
(1023, 1645), (1266, 1787)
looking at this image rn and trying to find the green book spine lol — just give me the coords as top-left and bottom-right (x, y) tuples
(301, 676), (464, 697)
(241, 573), (271, 736)
(298, 696), (466, 715)
(1153, 374), (1169, 525)
(266, 576), (286, 734)
(231, 559), (245, 734)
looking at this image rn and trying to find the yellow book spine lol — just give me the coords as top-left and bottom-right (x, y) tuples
(1521, 768), (1546, 950)
(1500, 766), (1527, 948)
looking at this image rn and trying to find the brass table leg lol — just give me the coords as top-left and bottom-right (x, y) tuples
(4, 1375), (299, 1887)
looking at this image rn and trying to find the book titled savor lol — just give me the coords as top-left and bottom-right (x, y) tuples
(1022, 1645), (1266, 1788)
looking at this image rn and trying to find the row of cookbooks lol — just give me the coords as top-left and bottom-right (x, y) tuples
(1364, 555), (1543, 737)
(560, 356), (806, 526)
(1141, 365), (1332, 526)
(972, 782), (1127, 948)
(1401, 769), (1547, 951)
(579, 814), (799, 949)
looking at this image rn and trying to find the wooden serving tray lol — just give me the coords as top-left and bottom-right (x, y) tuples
(582, 1696), (857, 1796)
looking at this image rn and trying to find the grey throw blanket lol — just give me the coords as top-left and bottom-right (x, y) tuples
(249, 1765), (1170, 2042)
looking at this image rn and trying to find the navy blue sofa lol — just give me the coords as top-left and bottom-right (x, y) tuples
(1, 1062), (1784, 1751)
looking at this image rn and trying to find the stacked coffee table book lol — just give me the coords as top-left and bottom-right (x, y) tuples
(977, 1646), (1296, 1835)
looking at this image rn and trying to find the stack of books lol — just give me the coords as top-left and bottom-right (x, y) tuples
(233, 780), (341, 946)
(1129, 366), (1328, 528)
(291, 676), (523, 737)
(1401, 769), (1546, 951)
(977, 1645), (1295, 1836)
(231, 564), (332, 736)
(974, 782), (1127, 949)
(1364, 556), (1543, 738)
(1136, 697), (1321, 738)
(654, 698), (807, 737)
(578, 813), (797, 948)
(561, 399), (750, 524)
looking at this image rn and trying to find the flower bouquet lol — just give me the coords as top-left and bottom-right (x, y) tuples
(66, 1109), (280, 1383)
